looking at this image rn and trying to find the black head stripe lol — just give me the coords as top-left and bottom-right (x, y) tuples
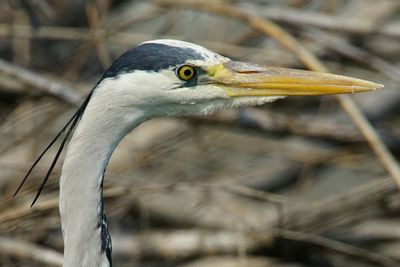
(102, 43), (205, 79)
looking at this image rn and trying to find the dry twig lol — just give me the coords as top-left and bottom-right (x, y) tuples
(253, 6), (400, 38)
(276, 229), (399, 267)
(113, 230), (273, 258)
(0, 58), (83, 105)
(0, 236), (63, 266)
(305, 29), (400, 82)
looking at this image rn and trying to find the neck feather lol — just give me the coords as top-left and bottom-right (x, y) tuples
(59, 86), (145, 267)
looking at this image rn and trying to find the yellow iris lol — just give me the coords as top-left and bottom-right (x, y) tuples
(177, 65), (196, 81)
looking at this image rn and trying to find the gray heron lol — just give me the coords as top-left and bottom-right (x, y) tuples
(14, 39), (382, 266)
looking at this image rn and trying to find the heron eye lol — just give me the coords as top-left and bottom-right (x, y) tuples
(176, 65), (196, 81)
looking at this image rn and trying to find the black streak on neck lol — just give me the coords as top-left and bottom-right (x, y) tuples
(99, 179), (112, 266)
(101, 212), (112, 266)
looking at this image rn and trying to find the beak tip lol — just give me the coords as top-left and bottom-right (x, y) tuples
(353, 79), (384, 92)
(368, 82), (384, 91)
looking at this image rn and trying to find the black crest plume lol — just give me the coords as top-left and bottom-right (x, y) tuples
(13, 92), (93, 207)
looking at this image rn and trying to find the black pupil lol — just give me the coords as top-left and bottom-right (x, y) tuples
(183, 69), (192, 77)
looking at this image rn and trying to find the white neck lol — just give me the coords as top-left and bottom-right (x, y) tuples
(59, 83), (146, 267)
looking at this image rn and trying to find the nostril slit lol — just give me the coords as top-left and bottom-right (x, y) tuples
(237, 70), (260, 74)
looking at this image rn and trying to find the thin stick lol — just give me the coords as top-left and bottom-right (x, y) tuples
(113, 230), (273, 258)
(305, 29), (400, 82)
(153, 0), (400, 189)
(0, 237), (63, 266)
(84, 0), (112, 68)
(256, 6), (400, 38)
(276, 229), (399, 266)
(222, 183), (288, 204)
(63, 8), (160, 80)
(0, 58), (83, 105)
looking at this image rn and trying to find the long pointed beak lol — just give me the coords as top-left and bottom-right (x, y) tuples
(207, 61), (383, 97)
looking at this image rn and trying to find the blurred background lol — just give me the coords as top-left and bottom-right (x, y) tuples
(0, 0), (400, 266)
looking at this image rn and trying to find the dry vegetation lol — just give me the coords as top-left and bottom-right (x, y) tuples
(1, 0), (400, 266)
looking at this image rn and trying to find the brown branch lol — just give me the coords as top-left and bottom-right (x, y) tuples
(305, 29), (400, 82)
(255, 6), (400, 38)
(0, 236), (63, 266)
(63, 7), (161, 80)
(0, 58), (83, 106)
(113, 230), (273, 259)
(84, 0), (112, 69)
(276, 229), (399, 267)
(178, 256), (280, 267)
(282, 178), (396, 232)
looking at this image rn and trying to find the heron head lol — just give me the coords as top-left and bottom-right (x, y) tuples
(95, 39), (382, 118)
